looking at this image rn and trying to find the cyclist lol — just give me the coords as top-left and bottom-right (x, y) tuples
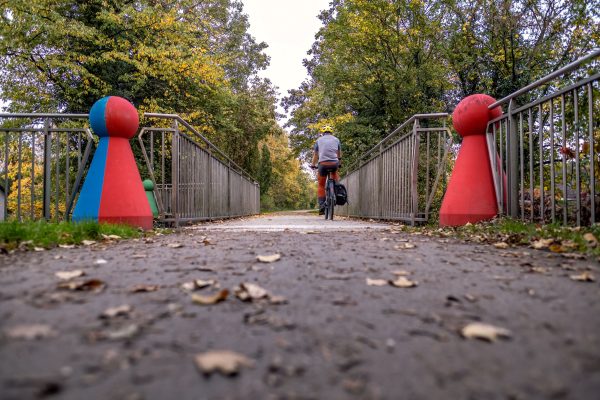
(310, 125), (342, 215)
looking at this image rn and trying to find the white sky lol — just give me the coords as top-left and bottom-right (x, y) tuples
(242, 0), (329, 109)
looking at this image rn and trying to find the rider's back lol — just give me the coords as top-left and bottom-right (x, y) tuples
(315, 134), (341, 163)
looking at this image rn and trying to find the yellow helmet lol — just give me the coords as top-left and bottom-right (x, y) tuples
(320, 125), (333, 133)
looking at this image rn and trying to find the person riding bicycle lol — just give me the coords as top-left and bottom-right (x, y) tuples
(310, 125), (342, 215)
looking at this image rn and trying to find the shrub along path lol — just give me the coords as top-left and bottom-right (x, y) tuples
(1, 212), (599, 399)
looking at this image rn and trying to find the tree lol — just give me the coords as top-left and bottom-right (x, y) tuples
(258, 143), (273, 194)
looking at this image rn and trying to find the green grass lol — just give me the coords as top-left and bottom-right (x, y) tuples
(0, 220), (142, 251)
(398, 218), (600, 257)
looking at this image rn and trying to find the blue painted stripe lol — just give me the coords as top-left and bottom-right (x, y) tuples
(72, 137), (109, 222)
(89, 96), (109, 137)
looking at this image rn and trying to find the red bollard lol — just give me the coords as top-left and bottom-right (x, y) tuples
(439, 94), (502, 226)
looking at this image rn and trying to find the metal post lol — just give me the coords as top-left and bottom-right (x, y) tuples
(507, 99), (519, 217)
(410, 119), (420, 225)
(42, 119), (52, 220)
(171, 120), (180, 227)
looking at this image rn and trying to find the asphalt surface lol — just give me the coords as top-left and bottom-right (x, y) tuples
(1, 212), (600, 400)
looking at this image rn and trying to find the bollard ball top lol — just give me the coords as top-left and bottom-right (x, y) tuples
(452, 94), (502, 137)
(89, 96), (139, 139)
(143, 179), (155, 190)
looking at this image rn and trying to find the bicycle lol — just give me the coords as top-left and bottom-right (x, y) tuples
(311, 165), (337, 220)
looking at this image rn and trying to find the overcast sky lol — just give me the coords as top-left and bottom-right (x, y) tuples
(242, 0), (330, 105)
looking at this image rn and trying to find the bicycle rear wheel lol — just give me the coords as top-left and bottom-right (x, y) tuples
(327, 180), (335, 220)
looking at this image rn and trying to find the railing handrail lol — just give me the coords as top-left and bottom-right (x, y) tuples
(0, 113), (89, 118)
(344, 112), (449, 174)
(488, 48), (600, 109)
(143, 113), (258, 184)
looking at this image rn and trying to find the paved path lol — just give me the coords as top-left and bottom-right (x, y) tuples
(1, 212), (600, 400)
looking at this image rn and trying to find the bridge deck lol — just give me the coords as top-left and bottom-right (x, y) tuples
(1, 212), (599, 399)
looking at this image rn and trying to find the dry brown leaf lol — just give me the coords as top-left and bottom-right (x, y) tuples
(392, 270), (410, 276)
(4, 324), (56, 340)
(167, 243), (184, 248)
(583, 233), (598, 248)
(55, 270), (85, 280)
(569, 272), (596, 282)
(101, 234), (122, 240)
(130, 284), (159, 293)
(58, 244), (76, 249)
(394, 243), (416, 250)
(257, 254), (281, 263)
(131, 254), (147, 259)
(191, 289), (229, 305)
(194, 350), (254, 376)
(461, 322), (511, 342)
(82, 240), (96, 246)
(531, 238), (553, 249)
(58, 279), (105, 292)
(366, 278), (388, 286)
(549, 244), (566, 253)
(493, 242), (509, 249)
(94, 259), (108, 265)
(390, 277), (418, 288)
(101, 304), (132, 318)
(181, 279), (216, 292)
(269, 295), (287, 305)
(104, 324), (139, 340)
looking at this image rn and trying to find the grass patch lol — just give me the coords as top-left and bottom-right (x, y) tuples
(0, 220), (142, 251)
(398, 218), (600, 258)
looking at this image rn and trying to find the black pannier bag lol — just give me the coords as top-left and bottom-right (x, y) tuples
(334, 183), (348, 205)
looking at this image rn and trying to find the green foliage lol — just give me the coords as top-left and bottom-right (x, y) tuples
(0, 0), (279, 178)
(283, 0), (600, 169)
(257, 143), (273, 194)
(0, 220), (141, 250)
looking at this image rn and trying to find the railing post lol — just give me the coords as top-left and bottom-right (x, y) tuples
(378, 144), (384, 218)
(171, 120), (180, 227)
(410, 119), (420, 225)
(507, 99), (519, 217)
(42, 118), (52, 220)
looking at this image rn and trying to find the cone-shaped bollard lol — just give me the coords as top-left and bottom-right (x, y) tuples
(439, 94), (502, 226)
(72, 96), (153, 230)
(143, 179), (159, 218)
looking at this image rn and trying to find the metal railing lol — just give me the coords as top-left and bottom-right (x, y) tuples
(487, 49), (600, 225)
(0, 113), (93, 221)
(138, 114), (260, 226)
(339, 114), (453, 224)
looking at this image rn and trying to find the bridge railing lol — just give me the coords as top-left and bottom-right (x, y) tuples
(339, 113), (453, 224)
(487, 49), (600, 226)
(139, 114), (260, 226)
(0, 114), (93, 222)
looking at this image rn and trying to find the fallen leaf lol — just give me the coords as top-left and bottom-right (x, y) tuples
(104, 324), (139, 340)
(194, 350), (254, 376)
(4, 324), (56, 340)
(58, 244), (76, 249)
(366, 278), (388, 286)
(531, 238), (553, 249)
(394, 243), (416, 250)
(33, 247), (45, 252)
(167, 243), (184, 248)
(234, 283), (269, 301)
(390, 277), (418, 288)
(530, 266), (548, 274)
(493, 242), (509, 249)
(257, 254), (281, 263)
(461, 322), (511, 342)
(94, 259), (108, 265)
(181, 279), (216, 292)
(269, 295), (288, 305)
(101, 305), (132, 319)
(131, 254), (147, 259)
(583, 233), (598, 248)
(392, 270), (410, 276)
(191, 289), (229, 305)
(55, 270), (85, 280)
(101, 234), (122, 240)
(82, 240), (96, 246)
(549, 244), (566, 253)
(130, 284), (159, 293)
(569, 272), (596, 282)
(58, 279), (105, 292)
